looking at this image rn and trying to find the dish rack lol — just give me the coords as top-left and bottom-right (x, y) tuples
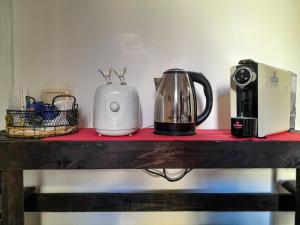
(6, 95), (79, 138)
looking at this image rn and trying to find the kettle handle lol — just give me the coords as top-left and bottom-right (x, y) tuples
(188, 72), (213, 126)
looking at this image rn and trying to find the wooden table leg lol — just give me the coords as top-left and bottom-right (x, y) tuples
(296, 169), (300, 225)
(1, 171), (24, 225)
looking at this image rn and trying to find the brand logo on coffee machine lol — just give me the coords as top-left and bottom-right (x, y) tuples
(270, 71), (279, 83)
(233, 120), (243, 129)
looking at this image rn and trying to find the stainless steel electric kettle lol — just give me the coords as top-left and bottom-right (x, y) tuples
(154, 68), (213, 135)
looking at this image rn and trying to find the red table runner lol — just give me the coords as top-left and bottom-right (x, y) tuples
(43, 128), (300, 142)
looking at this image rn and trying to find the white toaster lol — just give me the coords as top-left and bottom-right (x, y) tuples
(93, 69), (140, 136)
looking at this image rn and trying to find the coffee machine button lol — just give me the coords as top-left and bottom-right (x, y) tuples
(110, 101), (120, 112)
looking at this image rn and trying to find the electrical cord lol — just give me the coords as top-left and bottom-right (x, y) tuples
(143, 125), (193, 182)
(145, 168), (193, 182)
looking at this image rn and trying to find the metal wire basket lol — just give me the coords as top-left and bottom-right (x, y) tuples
(6, 95), (79, 138)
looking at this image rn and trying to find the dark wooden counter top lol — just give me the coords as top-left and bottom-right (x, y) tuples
(1, 130), (300, 169)
(1, 129), (300, 225)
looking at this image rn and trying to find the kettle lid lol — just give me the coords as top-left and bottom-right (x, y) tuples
(163, 68), (187, 74)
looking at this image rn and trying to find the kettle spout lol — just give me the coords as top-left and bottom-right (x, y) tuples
(154, 78), (162, 91)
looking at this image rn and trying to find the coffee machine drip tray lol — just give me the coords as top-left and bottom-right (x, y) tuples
(231, 117), (257, 137)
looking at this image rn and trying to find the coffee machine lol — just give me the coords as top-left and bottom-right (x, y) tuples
(230, 59), (297, 137)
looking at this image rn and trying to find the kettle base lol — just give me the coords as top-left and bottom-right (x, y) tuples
(154, 122), (196, 136)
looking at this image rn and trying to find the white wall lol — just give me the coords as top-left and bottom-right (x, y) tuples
(0, 0), (13, 130)
(11, 0), (300, 224)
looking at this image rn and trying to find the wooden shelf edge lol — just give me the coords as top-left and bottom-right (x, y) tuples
(282, 180), (296, 195)
(24, 192), (294, 212)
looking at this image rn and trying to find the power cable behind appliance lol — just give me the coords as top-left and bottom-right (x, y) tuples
(145, 168), (193, 182)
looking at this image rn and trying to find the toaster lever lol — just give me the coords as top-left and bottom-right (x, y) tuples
(98, 68), (112, 85)
(113, 67), (127, 85)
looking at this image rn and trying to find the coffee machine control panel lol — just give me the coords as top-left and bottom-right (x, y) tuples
(232, 67), (256, 88)
(230, 60), (259, 137)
